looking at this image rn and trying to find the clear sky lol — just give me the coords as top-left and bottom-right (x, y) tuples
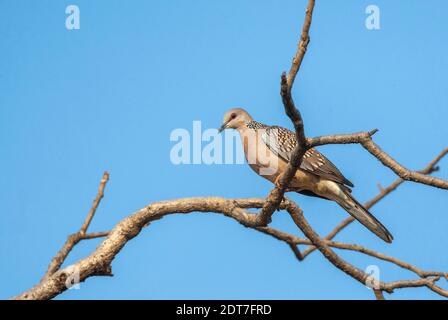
(1, 0), (447, 300)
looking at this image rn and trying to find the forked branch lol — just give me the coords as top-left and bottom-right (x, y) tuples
(11, 0), (448, 300)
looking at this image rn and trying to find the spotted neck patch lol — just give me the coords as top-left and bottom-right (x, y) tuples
(245, 120), (268, 130)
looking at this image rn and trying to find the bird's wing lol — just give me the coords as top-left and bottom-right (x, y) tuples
(261, 126), (354, 187)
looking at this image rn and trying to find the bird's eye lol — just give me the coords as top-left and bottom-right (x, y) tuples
(230, 113), (237, 119)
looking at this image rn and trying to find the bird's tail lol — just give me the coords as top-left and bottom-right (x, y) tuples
(336, 188), (393, 243)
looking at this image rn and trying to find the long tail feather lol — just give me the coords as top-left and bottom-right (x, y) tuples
(337, 190), (393, 243)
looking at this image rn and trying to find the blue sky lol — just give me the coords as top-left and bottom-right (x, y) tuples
(1, 0), (447, 299)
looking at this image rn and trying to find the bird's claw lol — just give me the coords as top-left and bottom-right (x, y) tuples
(274, 176), (284, 189)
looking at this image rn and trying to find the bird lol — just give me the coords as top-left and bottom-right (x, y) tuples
(218, 108), (393, 243)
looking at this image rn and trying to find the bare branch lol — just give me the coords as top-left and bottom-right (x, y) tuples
(82, 231), (110, 240)
(256, 221), (448, 297)
(12, 1), (448, 301)
(308, 133), (448, 189)
(80, 171), (110, 234)
(13, 197), (268, 299)
(313, 240), (448, 280)
(282, 198), (448, 296)
(41, 172), (110, 282)
(302, 148), (448, 258)
(288, 243), (305, 261)
(362, 141), (448, 189)
(374, 289), (385, 300)
(287, 0), (315, 88)
(15, 195), (448, 300)
(285, 200), (373, 287)
(257, 0), (316, 225)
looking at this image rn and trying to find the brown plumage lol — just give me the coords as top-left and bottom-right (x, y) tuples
(219, 108), (393, 243)
(262, 125), (354, 188)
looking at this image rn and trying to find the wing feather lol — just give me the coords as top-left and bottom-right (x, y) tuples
(261, 126), (354, 187)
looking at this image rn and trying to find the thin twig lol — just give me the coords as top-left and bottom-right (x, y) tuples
(40, 172), (110, 282)
(80, 171), (110, 234)
(287, 0), (315, 88)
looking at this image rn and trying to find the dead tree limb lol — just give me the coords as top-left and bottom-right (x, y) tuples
(41, 172), (110, 282)
(13, 193), (448, 300)
(10, 0), (448, 300)
(257, 0), (315, 226)
(301, 148), (448, 259)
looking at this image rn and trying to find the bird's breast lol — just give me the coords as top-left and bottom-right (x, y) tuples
(239, 129), (285, 181)
(238, 128), (320, 190)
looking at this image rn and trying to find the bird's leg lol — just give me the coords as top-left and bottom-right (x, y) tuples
(274, 175), (293, 193)
(273, 176), (294, 211)
(274, 175), (283, 189)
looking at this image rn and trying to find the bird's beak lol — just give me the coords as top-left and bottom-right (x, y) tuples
(218, 121), (229, 133)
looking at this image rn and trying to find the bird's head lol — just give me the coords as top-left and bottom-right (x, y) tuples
(218, 108), (253, 132)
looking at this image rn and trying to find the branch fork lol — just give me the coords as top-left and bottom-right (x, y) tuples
(12, 0), (448, 300)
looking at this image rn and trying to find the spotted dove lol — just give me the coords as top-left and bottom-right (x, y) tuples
(219, 108), (393, 243)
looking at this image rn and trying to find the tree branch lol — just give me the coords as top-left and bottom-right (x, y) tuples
(14, 195), (448, 300)
(287, 0), (315, 88)
(257, 0), (316, 225)
(282, 198), (448, 297)
(308, 133), (448, 189)
(11, 0), (448, 301)
(40, 172), (110, 282)
(256, 225), (448, 298)
(301, 148), (448, 258)
(374, 289), (385, 300)
(13, 197), (272, 299)
(80, 172), (109, 234)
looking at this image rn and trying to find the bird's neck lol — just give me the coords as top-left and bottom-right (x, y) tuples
(236, 120), (267, 140)
(245, 120), (268, 130)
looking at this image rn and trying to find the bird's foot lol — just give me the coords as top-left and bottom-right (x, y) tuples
(275, 177), (295, 194)
(274, 176), (284, 189)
